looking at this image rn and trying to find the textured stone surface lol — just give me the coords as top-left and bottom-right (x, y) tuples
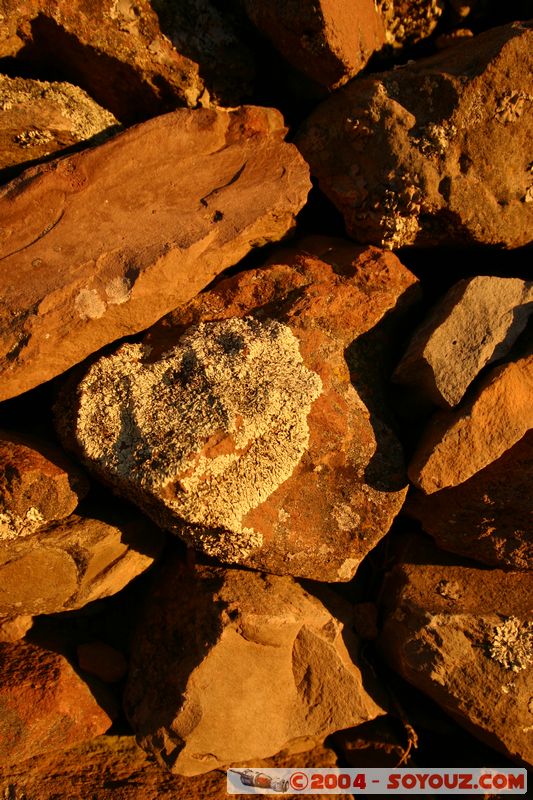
(0, 74), (119, 176)
(0, 615), (32, 643)
(379, 535), (533, 765)
(0, 105), (310, 402)
(0, 0), (205, 122)
(242, 0), (385, 89)
(0, 640), (113, 766)
(0, 431), (88, 540)
(394, 276), (533, 408)
(379, 0), (444, 48)
(125, 559), (385, 775)
(296, 22), (533, 248)
(0, 735), (338, 800)
(58, 239), (417, 581)
(409, 354), (533, 493)
(408, 431), (533, 570)
(0, 507), (163, 617)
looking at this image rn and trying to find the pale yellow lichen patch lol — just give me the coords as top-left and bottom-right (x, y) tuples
(75, 288), (107, 320)
(0, 506), (45, 540)
(337, 558), (359, 580)
(105, 276), (131, 305)
(489, 617), (533, 672)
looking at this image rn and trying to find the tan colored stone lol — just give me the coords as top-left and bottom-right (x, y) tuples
(242, 0), (385, 89)
(0, 507), (164, 617)
(408, 431), (533, 570)
(0, 615), (32, 642)
(394, 276), (533, 408)
(0, 431), (88, 540)
(409, 354), (533, 493)
(58, 238), (417, 580)
(0, 640), (112, 766)
(0, 105), (310, 402)
(296, 22), (533, 248)
(124, 559), (386, 775)
(379, 535), (533, 765)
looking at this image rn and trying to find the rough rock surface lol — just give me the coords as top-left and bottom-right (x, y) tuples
(296, 22), (533, 248)
(58, 239), (417, 581)
(0, 105), (310, 403)
(0, 615), (32, 643)
(379, 535), (533, 765)
(379, 0), (444, 48)
(0, 640), (112, 766)
(125, 559), (385, 776)
(242, 0), (385, 89)
(0, 735), (338, 800)
(0, 74), (120, 176)
(409, 354), (533, 493)
(394, 276), (533, 408)
(0, 431), (88, 540)
(0, 508), (164, 617)
(408, 431), (533, 570)
(0, 0), (205, 122)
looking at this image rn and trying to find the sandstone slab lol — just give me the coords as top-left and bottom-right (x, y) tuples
(0, 431), (88, 540)
(379, 535), (533, 765)
(409, 354), (533, 493)
(0, 506), (164, 617)
(394, 276), (533, 408)
(408, 431), (533, 570)
(125, 559), (385, 775)
(0, 105), (310, 402)
(58, 239), (417, 581)
(296, 22), (533, 248)
(0, 640), (112, 766)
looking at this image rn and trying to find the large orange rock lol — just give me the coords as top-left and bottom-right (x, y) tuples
(0, 105), (310, 402)
(57, 238), (417, 580)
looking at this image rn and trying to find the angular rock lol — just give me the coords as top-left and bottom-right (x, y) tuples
(0, 0), (205, 122)
(242, 0), (385, 89)
(394, 276), (533, 408)
(409, 354), (533, 493)
(0, 105), (310, 402)
(0, 640), (112, 766)
(57, 238), (417, 581)
(77, 641), (128, 684)
(0, 507), (164, 617)
(124, 559), (386, 775)
(408, 431), (533, 570)
(379, 535), (533, 765)
(296, 22), (533, 248)
(0, 431), (89, 540)
(379, 0), (444, 48)
(0, 74), (119, 176)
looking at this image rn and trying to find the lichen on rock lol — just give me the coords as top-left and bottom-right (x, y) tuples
(489, 617), (533, 673)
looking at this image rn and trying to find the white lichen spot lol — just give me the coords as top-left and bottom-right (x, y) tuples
(75, 288), (107, 320)
(105, 276), (131, 305)
(0, 506), (45, 540)
(74, 317), (323, 560)
(337, 558), (359, 580)
(332, 503), (360, 532)
(489, 617), (533, 672)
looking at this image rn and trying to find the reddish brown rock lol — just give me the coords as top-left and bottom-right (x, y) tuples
(0, 640), (112, 766)
(0, 0), (205, 122)
(394, 276), (533, 408)
(408, 431), (533, 570)
(379, 535), (533, 765)
(409, 354), (533, 493)
(0, 105), (310, 403)
(0, 431), (88, 540)
(57, 239), (417, 581)
(125, 559), (385, 775)
(296, 22), (533, 248)
(242, 0), (385, 89)
(0, 507), (164, 617)
(77, 642), (128, 684)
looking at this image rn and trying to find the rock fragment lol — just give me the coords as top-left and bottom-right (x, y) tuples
(58, 239), (417, 581)
(0, 640), (112, 766)
(379, 0), (444, 48)
(394, 276), (533, 408)
(0, 105), (310, 402)
(124, 560), (385, 775)
(379, 535), (533, 765)
(408, 354), (533, 493)
(296, 22), (533, 248)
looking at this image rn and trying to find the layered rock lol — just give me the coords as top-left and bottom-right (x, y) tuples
(409, 354), (533, 493)
(57, 239), (417, 580)
(296, 22), (533, 248)
(393, 276), (533, 408)
(0, 105), (310, 402)
(124, 559), (385, 775)
(379, 536), (533, 765)
(0, 640), (112, 766)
